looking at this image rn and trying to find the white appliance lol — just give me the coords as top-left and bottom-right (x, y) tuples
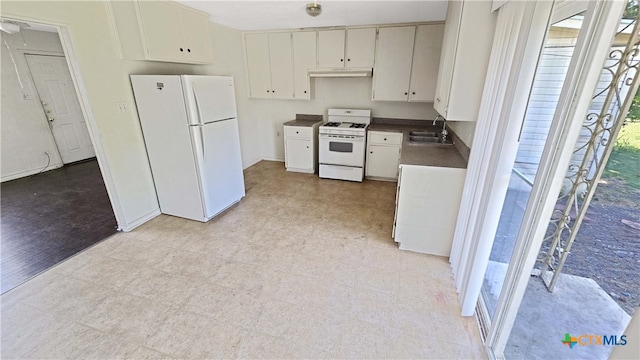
(130, 75), (245, 222)
(319, 109), (371, 182)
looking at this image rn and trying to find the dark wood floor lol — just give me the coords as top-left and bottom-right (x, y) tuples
(1, 159), (117, 293)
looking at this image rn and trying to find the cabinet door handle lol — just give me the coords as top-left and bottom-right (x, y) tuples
(347, 58), (351, 62)
(404, 92), (408, 95)
(272, 90), (275, 93)
(436, 97), (441, 102)
(296, 131), (299, 134)
(187, 49), (191, 53)
(267, 90), (270, 93)
(370, 151), (373, 154)
(384, 138), (387, 141)
(304, 90), (307, 94)
(412, 92), (416, 95)
(306, 146), (309, 149)
(340, 58), (344, 62)
(180, 48), (184, 52)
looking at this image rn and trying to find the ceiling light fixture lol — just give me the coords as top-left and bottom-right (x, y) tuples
(306, 1), (322, 17)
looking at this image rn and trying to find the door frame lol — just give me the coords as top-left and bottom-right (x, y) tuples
(486, 0), (628, 356)
(447, 0), (628, 358)
(2, 16), (126, 230)
(19, 50), (66, 172)
(23, 52), (70, 166)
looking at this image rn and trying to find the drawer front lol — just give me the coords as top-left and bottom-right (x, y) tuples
(369, 131), (402, 145)
(284, 126), (313, 139)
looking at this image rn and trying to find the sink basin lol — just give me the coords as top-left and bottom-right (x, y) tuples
(409, 135), (440, 143)
(407, 130), (454, 145)
(409, 131), (438, 137)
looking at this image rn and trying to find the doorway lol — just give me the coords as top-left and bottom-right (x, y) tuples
(452, 1), (638, 358)
(0, 21), (117, 293)
(25, 54), (95, 164)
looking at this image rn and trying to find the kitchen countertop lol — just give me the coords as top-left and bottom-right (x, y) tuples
(284, 114), (323, 127)
(367, 123), (468, 169)
(283, 119), (323, 127)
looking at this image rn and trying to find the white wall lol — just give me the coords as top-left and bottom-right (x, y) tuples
(609, 307), (639, 360)
(1, 29), (66, 181)
(249, 77), (440, 161)
(0, 1), (258, 230)
(448, 121), (476, 147)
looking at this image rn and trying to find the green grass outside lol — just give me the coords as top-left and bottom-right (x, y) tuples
(604, 121), (640, 189)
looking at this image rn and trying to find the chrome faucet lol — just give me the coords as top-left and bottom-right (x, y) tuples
(433, 115), (448, 143)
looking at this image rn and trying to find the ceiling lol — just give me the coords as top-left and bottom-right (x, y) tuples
(176, 1), (449, 31)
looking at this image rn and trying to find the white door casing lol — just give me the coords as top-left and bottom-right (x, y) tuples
(26, 54), (95, 164)
(447, 0), (627, 358)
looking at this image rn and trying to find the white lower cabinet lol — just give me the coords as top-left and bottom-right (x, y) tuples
(284, 124), (320, 173)
(286, 138), (312, 170)
(365, 131), (402, 180)
(393, 165), (466, 256)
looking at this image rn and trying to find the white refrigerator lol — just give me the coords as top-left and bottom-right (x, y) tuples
(131, 75), (245, 222)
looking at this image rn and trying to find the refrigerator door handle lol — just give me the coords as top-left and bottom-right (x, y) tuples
(199, 125), (206, 160)
(192, 85), (204, 125)
(192, 85), (206, 159)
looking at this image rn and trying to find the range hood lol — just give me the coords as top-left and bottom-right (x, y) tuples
(308, 68), (373, 78)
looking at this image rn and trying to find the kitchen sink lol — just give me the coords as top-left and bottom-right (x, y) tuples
(408, 131), (453, 145)
(409, 135), (439, 143)
(409, 131), (439, 137)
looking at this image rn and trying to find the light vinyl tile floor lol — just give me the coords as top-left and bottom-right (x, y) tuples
(1, 161), (485, 359)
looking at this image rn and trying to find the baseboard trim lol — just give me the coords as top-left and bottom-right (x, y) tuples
(261, 156), (285, 162)
(118, 208), (161, 232)
(243, 156), (262, 169)
(1, 163), (64, 183)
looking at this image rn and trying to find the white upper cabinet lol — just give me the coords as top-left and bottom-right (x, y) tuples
(318, 28), (376, 68)
(136, 1), (184, 62)
(268, 33), (294, 99)
(345, 28), (377, 68)
(408, 24), (444, 102)
(110, 0), (213, 64)
(292, 31), (317, 99)
(179, 6), (214, 63)
(372, 26), (416, 101)
(245, 32), (294, 99)
(318, 29), (346, 68)
(434, 0), (497, 120)
(245, 33), (272, 99)
(373, 24), (444, 102)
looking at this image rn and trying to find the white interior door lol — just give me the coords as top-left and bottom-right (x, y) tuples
(26, 54), (95, 164)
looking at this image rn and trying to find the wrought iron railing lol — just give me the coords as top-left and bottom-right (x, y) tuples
(537, 14), (640, 291)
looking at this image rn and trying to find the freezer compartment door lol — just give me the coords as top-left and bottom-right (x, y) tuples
(182, 75), (238, 125)
(130, 75), (206, 221)
(190, 118), (245, 219)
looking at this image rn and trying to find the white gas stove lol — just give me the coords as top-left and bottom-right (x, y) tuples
(319, 109), (371, 182)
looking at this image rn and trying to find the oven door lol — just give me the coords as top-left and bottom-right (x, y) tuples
(319, 134), (365, 167)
